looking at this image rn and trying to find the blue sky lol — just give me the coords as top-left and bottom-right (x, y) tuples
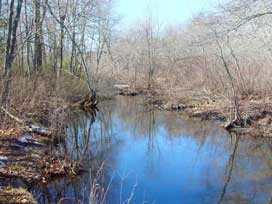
(115, 0), (221, 27)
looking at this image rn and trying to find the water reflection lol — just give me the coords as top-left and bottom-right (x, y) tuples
(33, 96), (272, 204)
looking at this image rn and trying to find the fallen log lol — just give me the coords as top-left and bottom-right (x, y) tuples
(70, 94), (98, 111)
(80, 94), (98, 109)
(1, 106), (52, 137)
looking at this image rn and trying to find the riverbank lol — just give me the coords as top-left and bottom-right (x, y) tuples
(1, 80), (271, 203)
(0, 73), (97, 203)
(148, 92), (272, 138)
(117, 86), (272, 138)
(0, 127), (81, 203)
(0, 89), (271, 203)
(32, 95), (272, 204)
(0, 186), (36, 204)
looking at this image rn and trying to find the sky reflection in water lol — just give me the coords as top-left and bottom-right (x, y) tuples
(34, 96), (272, 204)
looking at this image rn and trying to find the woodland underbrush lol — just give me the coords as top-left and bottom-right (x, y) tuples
(0, 71), (94, 203)
(0, 71), (89, 128)
(115, 66), (272, 138)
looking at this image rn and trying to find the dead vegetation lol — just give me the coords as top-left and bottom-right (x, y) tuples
(0, 72), (96, 203)
(1, 0), (272, 202)
(147, 91), (272, 137)
(0, 131), (82, 183)
(0, 72), (92, 128)
(0, 186), (36, 204)
(109, 0), (272, 137)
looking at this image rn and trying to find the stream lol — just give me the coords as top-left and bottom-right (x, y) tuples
(32, 96), (272, 204)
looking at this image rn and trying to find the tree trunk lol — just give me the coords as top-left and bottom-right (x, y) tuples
(70, 28), (76, 73)
(33, 0), (43, 72)
(41, 0), (47, 66)
(70, 3), (77, 74)
(19, 23), (24, 73)
(24, 0), (31, 75)
(59, 18), (64, 76)
(1, 0), (23, 106)
(47, 2), (96, 100)
(213, 31), (242, 127)
(0, 0), (2, 17)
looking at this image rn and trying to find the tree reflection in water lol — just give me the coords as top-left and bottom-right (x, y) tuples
(32, 96), (272, 204)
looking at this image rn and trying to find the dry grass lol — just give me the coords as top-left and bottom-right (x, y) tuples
(0, 71), (88, 130)
(0, 71), (92, 204)
(0, 186), (36, 204)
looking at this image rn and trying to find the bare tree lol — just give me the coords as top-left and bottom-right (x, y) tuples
(211, 27), (242, 127)
(24, 0), (32, 74)
(69, 0), (77, 74)
(144, 4), (157, 89)
(0, 0), (2, 17)
(33, 0), (43, 71)
(1, 0), (23, 105)
(145, 21), (155, 89)
(57, 0), (68, 76)
(46, 0), (96, 99)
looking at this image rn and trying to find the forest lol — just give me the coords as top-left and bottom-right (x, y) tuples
(0, 0), (272, 203)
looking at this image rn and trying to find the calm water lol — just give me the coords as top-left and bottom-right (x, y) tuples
(33, 96), (272, 204)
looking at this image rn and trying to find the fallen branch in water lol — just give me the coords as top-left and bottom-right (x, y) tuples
(70, 94), (98, 110)
(1, 106), (52, 136)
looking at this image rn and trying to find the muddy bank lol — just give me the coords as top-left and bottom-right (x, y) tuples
(0, 127), (83, 203)
(114, 86), (272, 138)
(36, 96), (272, 203)
(0, 100), (97, 203)
(150, 95), (272, 137)
(0, 72), (101, 203)
(0, 186), (36, 204)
